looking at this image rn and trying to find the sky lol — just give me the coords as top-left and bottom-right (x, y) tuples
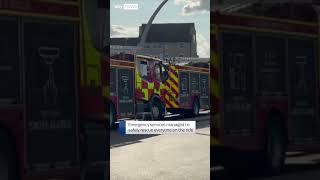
(110, 0), (210, 58)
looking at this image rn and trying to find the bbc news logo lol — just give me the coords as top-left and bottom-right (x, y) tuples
(114, 3), (139, 10)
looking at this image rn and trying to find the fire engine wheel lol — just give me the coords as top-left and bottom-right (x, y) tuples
(151, 100), (164, 120)
(180, 98), (199, 118)
(264, 119), (286, 175)
(110, 104), (116, 129)
(0, 132), (18, 180)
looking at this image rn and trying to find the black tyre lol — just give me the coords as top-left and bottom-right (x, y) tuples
(0, 131), (18, 180)
(180, 98), (200, 118)
(263, 119), (286, 175)
(151, 99), (164, 120)
(110, 104), (116, 129)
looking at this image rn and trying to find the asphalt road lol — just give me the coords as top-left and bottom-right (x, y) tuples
(212, 152), (320, 180)
(110, 113), (210, 180)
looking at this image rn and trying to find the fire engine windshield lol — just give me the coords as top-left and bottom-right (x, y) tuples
(138, 60), (148, 79)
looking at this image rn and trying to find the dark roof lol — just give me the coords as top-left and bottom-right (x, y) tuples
(110, 38), (139, 46)
(139, 23), (195, 43)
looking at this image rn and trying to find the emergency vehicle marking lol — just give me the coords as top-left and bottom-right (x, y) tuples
(176, 65), (209, 73)
(162, 82), (179, 108)
(162, 65), (179, 108)
(110, 59), (135, 67)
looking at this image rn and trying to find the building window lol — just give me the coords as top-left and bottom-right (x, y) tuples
(179, 43), (184, 49)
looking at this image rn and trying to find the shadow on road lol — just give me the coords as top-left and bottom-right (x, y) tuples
(110, 132), (159, 149)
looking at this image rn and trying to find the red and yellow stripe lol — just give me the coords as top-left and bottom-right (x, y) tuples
(163, 65), (179, 108)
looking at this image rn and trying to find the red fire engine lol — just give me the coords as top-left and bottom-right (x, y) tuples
(212, 8), (320, 174)
(110, 53), (209, 127)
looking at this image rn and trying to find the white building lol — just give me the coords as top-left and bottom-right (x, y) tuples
(110, 23), (198, 58)
(138, 23), (198, 58)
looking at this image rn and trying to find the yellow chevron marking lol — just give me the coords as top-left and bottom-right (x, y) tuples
(167, 79), (179, 94)
(169, 71), (179, 83)
(164, 84), (171, 92)
(164, 94), (171, 108)
(170, 66), (176, 71)
(170, 97), (178, 108)
(165, 92), (178, 108)
(164, 84), (176, 98)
